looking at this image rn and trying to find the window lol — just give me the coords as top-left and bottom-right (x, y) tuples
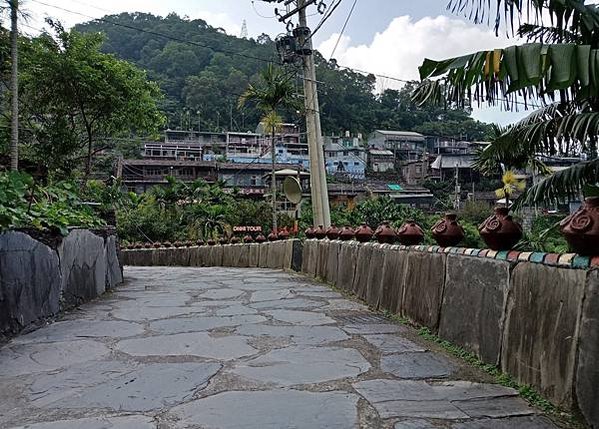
(354, 162), (360, 166)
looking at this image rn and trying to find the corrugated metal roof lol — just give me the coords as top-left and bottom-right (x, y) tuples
(431, 155), (475, 169)
(375, 130), (424, 138)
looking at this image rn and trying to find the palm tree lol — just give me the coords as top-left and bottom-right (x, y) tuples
(239, 64), (298, 233)
(412, 0), (599, 209)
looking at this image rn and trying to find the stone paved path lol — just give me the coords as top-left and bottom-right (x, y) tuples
(0, 267), (559, 429)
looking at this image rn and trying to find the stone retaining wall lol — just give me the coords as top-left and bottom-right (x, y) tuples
(121, 239), (598, 427)
(0, 228), (123, 338)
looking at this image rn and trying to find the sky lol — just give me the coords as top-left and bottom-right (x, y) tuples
(22, 0), (538, 125)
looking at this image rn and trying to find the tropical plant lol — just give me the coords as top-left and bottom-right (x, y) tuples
(238, 64), (299, 232)
(412, 0), (599, 209)
(495, 170), (527, 207)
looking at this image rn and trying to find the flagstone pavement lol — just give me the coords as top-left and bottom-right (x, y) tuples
(0, 267), (560, 428)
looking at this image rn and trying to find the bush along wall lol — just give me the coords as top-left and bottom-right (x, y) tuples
(0, 227), (123, 338)
(122, 239), (598, 428)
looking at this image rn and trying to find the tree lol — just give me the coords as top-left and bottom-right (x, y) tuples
(412, 0), (599, 208)
(239, 64), (298, 232)
(20, 23), (164, 176)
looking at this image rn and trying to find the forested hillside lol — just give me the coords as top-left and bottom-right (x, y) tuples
(76, 13), (492, 139)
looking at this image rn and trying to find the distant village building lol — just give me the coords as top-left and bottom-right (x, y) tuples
(324, 133), (367, 179)
(367, 149), (395, 173)
(368, 130), (426, 163)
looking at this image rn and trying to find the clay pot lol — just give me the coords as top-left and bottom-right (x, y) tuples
(255, 234), (267, 243)
(431, 213), (465, 247)
(196, 239), (205, 246)
(560, 197), (599, 256)
(243, 235), (254, 243)
(144, 242), (152, 249)
(134, 242), (143, 249)
(207, 239), (216, 246)
(218, 237), (229, 245)
(478, 207), (523, 250)
(268, 231), (279, 241)
(304, 227), (316, 239)
(374, 221), (397, 244)
(174, 241), (185, 248)
(230, 236), (241, 244)
(153, 242), (161, 248)
(354, 223), (374, 243)
(339, 226), (355, 241)
(396, 221), (424, 245)
(326, 225), (340, 240)
(163, 241), (172, 248)
(278, 228), (290, 240)
(313, 225), (327, 240)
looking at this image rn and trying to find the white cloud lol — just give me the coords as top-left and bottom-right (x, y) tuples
(317, 15), (516, 91)
(192, 10), (241, 36)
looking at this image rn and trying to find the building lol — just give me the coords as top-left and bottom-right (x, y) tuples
(368, 149), (395, 173)
(324, 134), (367, 179)
(142, 141), (203, 161)
(368, 130), (426, 164)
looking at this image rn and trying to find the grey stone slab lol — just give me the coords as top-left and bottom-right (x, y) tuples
(351, 243), (374, 300)
(9, 415), (156, 429)
(321, 299), (368, 311)
(439, 255), (510, 365)
(430, 381), (518, 401)
(104, 234), (124, 290)
(110, 306), (201, 321)
(0, 340), (109, 377)
(42, 362), (221, 412)
(200, 288), (245, 300)
(363, 334), (426, 354)
(365, 244), (387, 308)
(235, 324), (349, 345)
(374, 400), (469, 419)
(452, 416), (558, 428)
(0, 231), (61, 336)
(452, 396), (535, 418)
(381, 352), (455, 379)
(58, 229), (107, 306)
(215, 305), (259, 316)
(502, 262), (586, 407)
(265, 309), (336, 325)
(11, 319), (144, 344)
(394, 419), (447, 429)
(149, 314), (267, 334)
(117, 332), (257, 360)
(249, 298), (325, 310)
(336, 242), (359, 292)
(401, 252), (446, 331)
(342, 323), (408, 335)
(249, 289), (296, 302)
(231, 345), (370, 386)
(575, 269), (599, 429)
(378, 247), (407, 313)
(170, 389), (359, 429)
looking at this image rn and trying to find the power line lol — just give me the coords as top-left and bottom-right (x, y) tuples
(328, 0), (357, 61)
(29, 0), (282, 65)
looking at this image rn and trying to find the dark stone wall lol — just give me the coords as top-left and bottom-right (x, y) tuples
(1, 228), (123, 338)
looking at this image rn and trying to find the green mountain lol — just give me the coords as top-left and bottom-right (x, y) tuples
(75, 13), (492, 140)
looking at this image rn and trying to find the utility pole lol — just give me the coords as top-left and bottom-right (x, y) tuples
(297, 0), (331, 228)
(10, 0), (19, 171)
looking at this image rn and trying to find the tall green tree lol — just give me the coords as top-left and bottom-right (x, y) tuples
(20, 22), (164, 177)
(239, 64), (298, 232)
(412, 0), (599, 208)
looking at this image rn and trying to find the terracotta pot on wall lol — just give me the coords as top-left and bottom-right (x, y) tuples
(219, 237), (229, 245)
(355, 223), (374, 243)
(560, 196), (599, 256)
(396, 221), (424, 245)
(431, 213), (465, 247)
(326, 225), (340, 240)
(339, 226), (355, 241)
(314, 225), (327, 240)
(374, 221), (397, 244)
(196, 239), (205, 246)
(304, 227), (316, 239)
(255, 234), (267, 243)
(243, 235), (254, 243)
(230, 236), (241, 244)
(163, 241), (172, 248)
(268, 231), (279, 241)
(207, 239), (216, 246)
(153, 242), (161, 248)
(478, 207), (523, 250)
(278, 228), (290, 240)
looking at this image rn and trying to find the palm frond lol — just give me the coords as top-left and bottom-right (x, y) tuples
(446, 0), (599, 41)
(517, 23), (584, 44)
(413, 43), (599, 108)
(512, 157), (599, 210)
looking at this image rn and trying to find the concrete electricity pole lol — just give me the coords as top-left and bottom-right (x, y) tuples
(297, 0), (331, 228)
(9, 0), (19, 171)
